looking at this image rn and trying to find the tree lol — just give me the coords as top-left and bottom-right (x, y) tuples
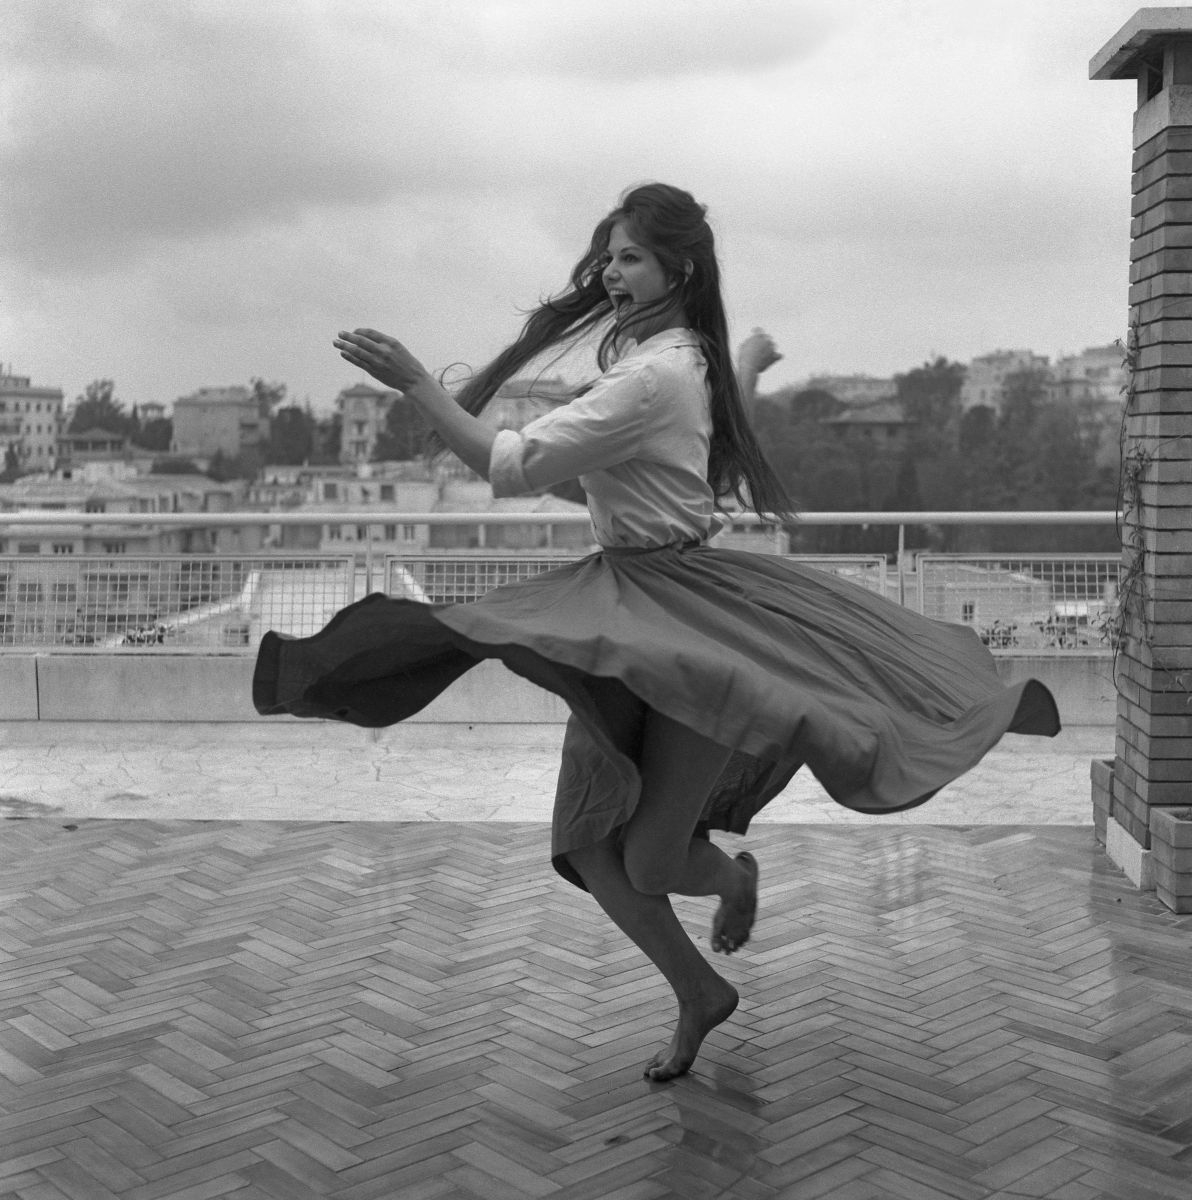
(992, 367), (1051, 512)
(895, 357), (966, 434)
(373, 395), (429, 461)
(250, 378), (287, 419)
(788, 388), (843, 422)
(1, 444), (22, 482)
(131, 417), (173, 452)
(70, 379), (135, 436)
(150, 458), (201, 475)
(207, 446), (263, 482)
(312, 411), (342, 464)
(268, 404), (315, 465)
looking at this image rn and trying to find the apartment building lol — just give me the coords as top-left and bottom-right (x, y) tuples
(338, 383), (401, 464)
(959, 350), (1051, 413)
(171, 386), (267, 461)
(0, 369), (65, 471)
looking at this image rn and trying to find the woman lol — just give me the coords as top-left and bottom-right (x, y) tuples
(255, 183), (1059, 1081)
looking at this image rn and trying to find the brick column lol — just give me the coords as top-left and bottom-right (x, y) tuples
(1092, 11), (1192, 894)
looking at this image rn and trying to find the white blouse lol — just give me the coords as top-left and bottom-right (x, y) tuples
(488, 328), (717, 549)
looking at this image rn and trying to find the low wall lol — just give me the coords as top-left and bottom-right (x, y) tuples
(0, 651), (1115, 726)
(994, 654), (1116, 729)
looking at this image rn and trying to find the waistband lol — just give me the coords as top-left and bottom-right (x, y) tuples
(598, 539), (705, 558)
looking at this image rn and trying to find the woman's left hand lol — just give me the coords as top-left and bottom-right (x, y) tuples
(333, 328), (431, 393)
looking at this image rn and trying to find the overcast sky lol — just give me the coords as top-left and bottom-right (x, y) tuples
(0, 0), (1145, 412)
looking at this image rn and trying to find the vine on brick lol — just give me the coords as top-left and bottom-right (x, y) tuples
(1109, 320), (1192, 700)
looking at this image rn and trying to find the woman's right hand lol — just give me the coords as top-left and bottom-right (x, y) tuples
(333, 328), (432, 394)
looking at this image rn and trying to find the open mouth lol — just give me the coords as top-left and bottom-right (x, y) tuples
(608, 290), (633, 313)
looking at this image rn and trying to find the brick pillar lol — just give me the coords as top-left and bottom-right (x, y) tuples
(1092, 13), (1192, 870)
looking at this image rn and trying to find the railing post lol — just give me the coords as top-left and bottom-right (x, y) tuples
(897, 523), (906, 606)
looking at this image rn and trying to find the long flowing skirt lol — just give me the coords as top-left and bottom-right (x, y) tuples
(253, 543), (1060, 887)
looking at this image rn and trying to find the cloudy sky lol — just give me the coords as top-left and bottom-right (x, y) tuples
(0, 0), (1145, 412)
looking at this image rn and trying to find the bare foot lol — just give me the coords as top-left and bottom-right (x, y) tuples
(711, 852), (758, 955)
(644, 980), (739, 1082)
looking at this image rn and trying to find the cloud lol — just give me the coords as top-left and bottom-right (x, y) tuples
(0, 0), (1144, 414)
(0, 1), (401, 273)
(0, 0), (840, 278)
(459, 0), (838, 79)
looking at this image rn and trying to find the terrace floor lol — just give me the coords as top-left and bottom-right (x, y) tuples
(4, 723), (1192, 1200)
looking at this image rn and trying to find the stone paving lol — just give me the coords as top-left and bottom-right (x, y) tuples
(0, 721), (1111, 826)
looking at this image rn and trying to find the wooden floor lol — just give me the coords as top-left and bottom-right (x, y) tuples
(2, 821), (1191, 1200)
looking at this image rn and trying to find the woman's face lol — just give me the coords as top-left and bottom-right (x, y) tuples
(601, 221), (672, 317)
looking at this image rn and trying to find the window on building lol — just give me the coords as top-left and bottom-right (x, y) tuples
(17, 543), (39, 555)
(961, 601), (975, 623)
(324, 483), (338, 500)
(327, 525), (341, 540)
(383, 524), (397, 541)
(101, 542), (127, 554)
(402, 524), (418, 541)
(51, 543), (74, 555)
(15, 582), (42, 603)
(51, 583), (77, 603)
(356, 525), (367, 540)
(380, 484), (394, 501)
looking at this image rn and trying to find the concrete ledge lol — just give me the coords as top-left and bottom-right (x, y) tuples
(1105, 813), (1155, 890)
(31, 653), (566, 723)
(19, 650), (1116, 725)
(0, 656), (38, 719)
(36, 653), (263, 722)
(996, 656), (1116, 727)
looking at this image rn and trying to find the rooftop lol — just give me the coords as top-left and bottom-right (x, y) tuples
(7, 719), (1189, 1198)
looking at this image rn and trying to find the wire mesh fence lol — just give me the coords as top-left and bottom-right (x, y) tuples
(786, 555), (889, 597)
(385, 552), (890, 605)
(0, 555), (356, 651)
(0, 548), (1119, 654)
(916, 553), (1120, 652)
(384, 553), (583, 603)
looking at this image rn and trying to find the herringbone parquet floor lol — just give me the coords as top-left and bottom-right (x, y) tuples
(2, 820), (1191, 1200)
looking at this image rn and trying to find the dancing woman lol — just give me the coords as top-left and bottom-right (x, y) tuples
(255, 183), (1059, 1081)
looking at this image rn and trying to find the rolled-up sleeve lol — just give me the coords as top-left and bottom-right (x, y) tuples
(488, 361), (656, 498)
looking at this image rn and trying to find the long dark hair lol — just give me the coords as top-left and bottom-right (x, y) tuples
(446, 183), (792, 520)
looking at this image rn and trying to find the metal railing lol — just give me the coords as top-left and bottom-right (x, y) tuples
(917, 553), (1119, 653)
(0, 510), (1120, 653)
(0, 555), (356, 649)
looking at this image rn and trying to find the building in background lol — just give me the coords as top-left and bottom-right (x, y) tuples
(1052, 343), (1127, 470)
(1052, 344), (1126, 405)
(800, 374), (896, 407)
(0, 474), (254, 557)
(959, 350), (1051, 413)
(171, 386), (267, 463)
(822, 399), (912, 452)
(338, 383), (400, 464)
(0, 368), (65, 472)
(137, 401), (167, 424)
